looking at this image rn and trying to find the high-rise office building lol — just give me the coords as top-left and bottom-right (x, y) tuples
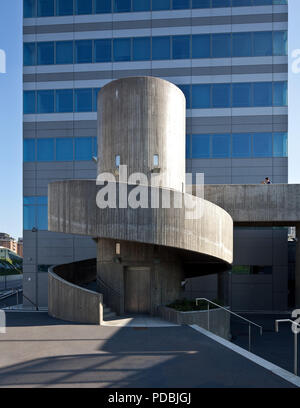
(23, 0), (288, 310)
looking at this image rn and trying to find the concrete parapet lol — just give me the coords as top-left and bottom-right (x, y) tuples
(157, 305), (230, 340)
(48, 267), (103, 325)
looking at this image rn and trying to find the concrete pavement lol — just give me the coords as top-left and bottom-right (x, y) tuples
(0, 312), (297, 388)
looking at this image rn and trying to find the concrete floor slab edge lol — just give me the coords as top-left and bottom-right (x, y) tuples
(189, 324), (300, 388)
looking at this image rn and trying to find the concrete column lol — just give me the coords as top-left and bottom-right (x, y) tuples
(295, 223), (300, 308)
(217, 271), (230, 306)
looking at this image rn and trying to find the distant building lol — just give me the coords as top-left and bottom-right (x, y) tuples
(0, 247), (23, 274)
(0, 233), (23, 257)
(17, 238), (23, 258)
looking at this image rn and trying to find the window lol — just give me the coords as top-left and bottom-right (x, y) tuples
(273, 132), (287, 157)
(252, 266), (272, 275)
(212, 0), (230, 7)
(56, 41), (74, 64)
(178, 85), (191, 109)
(113, 38), (131, 61)
(24, 0), (36, 17)
(232, 133), (251, 158)
(186, 135), (191, 158)
(56, 138), (73, 161)
(273, 81), (287, 106)
(273, 31), (287, 56)
(95, 0), (112, 13)
(24, 139), (35, 162)
(192, 0), (210, 8)
(94, 39), (112, 62)
(56, 0), (73, 15)
(37, 138), (54, 161)
(75, 138), (93, 160)
(153, 154), (159, 167)
(37, 42), (54, 65)
(75, 88), (93, 112)
(24, 43), (36, 66)
(76, 0), (93, 14)
(192, 134), (210, 158)
(133, 0), (150, 11)
(232, 83), (252, 107)
(152, 0), (170, 9)
(192, 35), (210, 58)
(75, 40), (93, 64)
(253, 133), (272, 157)
(173, 0), (190, 9)
(253, 82), (272, 107)
(172, 36), (190, 59)
(232, 33), (252, 57)
(212, 134), (230, 158)
(37, 0), (54, 16)
(253, 0), (272, 4)
(24, 91), (36, 114)
(114, 0), (131, 12)
(152, 36), (170, 60)
(93, 88), (101, 112)
(253, 32), (272, 56)
(115, 155), (120, 167)
(192, 84), (210, 108)
(116, 243), (121, 255)
(24, 203), (35, 230)
(37, 206), (48, 230)
(212, 84), (230, 108)
(212, 34), (231, 58)
(232, 0), (252, 5)
(56, 89), (73, 113)
(133, 37), (150, 61)
(93, 137), (98, 157)
(37, 90), (54, 113)
(38, 265), (53, 273)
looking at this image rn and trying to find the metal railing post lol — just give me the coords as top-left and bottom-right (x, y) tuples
(195, 298), (263, 350)
(295, 330), (298, 377)
(275, 319), (300, 376)
(207, 303), (210, 331)
(248, 324), (251, 352)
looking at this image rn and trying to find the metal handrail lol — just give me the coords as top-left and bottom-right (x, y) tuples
(97, 277), (121, 297)
(195, 297), (263, 352)
(275, 319), (300, 376)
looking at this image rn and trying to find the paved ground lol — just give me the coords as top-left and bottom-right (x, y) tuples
(0, 312), (296, 388)
(231, 313), (298, 375)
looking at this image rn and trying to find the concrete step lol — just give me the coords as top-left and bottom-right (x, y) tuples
(103, 311), (117, 320)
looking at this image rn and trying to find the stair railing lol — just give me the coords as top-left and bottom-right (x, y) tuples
(195, 298), (263, 352)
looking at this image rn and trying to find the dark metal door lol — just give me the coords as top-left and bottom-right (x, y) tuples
(124, 267), (151, 313)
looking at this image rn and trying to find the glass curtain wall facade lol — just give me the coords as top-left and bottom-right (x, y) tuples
(23, 0), (288, 310)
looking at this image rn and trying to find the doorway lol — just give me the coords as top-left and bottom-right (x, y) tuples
(124, 266), (151, 314)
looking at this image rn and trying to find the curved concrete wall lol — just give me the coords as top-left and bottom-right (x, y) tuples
(203, 184), (300, 226)
(48, 180), (233, 265)
(48, 265), (103, 325)
(97, 77), (186, 192)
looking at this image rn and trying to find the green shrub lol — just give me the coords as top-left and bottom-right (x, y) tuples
(166, 298), (224, 312)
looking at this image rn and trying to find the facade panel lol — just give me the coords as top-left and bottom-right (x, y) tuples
(23, 0), (288, 310)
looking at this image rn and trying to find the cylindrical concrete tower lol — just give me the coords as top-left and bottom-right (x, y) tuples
(48, 76), (233, 321)
(97, 76), (186, 191)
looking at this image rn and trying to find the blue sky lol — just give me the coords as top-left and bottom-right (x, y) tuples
(0, 1), (299, 239)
